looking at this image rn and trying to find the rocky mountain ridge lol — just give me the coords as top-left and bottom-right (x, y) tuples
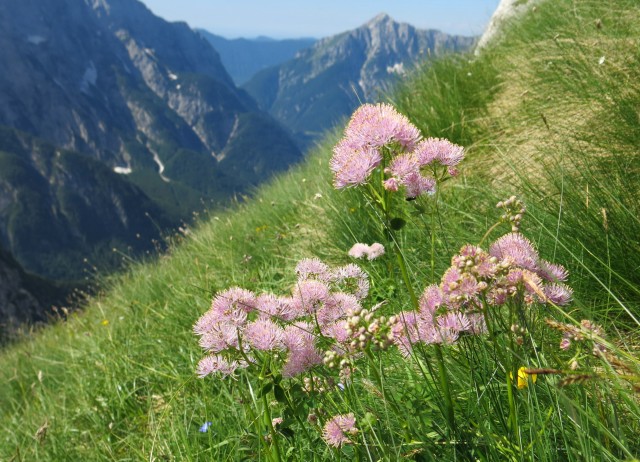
(0, 0), (302, 336)
(243, 13), (476, 148)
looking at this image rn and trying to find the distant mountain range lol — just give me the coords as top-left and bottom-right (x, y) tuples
(242, 14), (476, 149)
(197, 31), (316, 85)
(0, 0), (301, 283)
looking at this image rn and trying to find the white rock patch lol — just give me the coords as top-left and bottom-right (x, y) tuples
(27, 35), (47, 45)
(80, 61), (98, 93)
(114, 166), (132, 175)
(476, 0), (541, 53)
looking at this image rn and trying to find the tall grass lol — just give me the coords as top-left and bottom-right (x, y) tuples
(1, 0), (639, 460)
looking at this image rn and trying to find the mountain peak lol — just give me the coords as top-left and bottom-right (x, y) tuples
(366, 13), (393, 27)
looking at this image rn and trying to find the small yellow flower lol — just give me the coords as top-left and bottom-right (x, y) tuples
(101, 319), (109, 326)
(511, 367), (537, 389)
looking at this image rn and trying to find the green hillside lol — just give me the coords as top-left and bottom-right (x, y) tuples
(2, 0), (639, 460)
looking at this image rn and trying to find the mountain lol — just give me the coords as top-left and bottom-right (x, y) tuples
(243, 13), (476, 149)
(0, 245), (45, 341)
(0, 241), (70, 342)
(0, 126), (171, 281)
(197, 30), (316, 85)
(0, 0), (302, 282)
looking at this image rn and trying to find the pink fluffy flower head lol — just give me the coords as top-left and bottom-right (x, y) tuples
(414, 137), (465, 167)
(383, 177), (399, 191)
(402, 171), (436, 198)
(282, 322), (324, 377)
(367, 242), (385, 260)
(419, 284), (444, 320)
(322, 413), (358, 447)
(544, 283), (573, 306)
(330, 104), (421, 189)
(196, 354), (241, 378)
(537, 260), (569, 283)
(389, 154), (418, 180)
(292, 280), (330, 315)
(198, 322), (240, 353)
(255, 293), (298, 321)
(317, 292), (361, 325)
(348, 243), (370, 259)
(490, 233), (539, 272)
(330, 139), (382, 189)
(348, 242), (385, 260)
(345, 103), (421, 150)
(243, 319), (285, 351)
(193, 288), (255, 335)
(296, 257), (332, 283)
(332, 264), (370, 300)
(434, 312), (471, 344)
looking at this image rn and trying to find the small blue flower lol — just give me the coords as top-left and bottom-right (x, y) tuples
(199, 421), (213, 433)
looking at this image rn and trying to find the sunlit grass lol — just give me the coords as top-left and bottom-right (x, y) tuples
(1, 0), (640, 460)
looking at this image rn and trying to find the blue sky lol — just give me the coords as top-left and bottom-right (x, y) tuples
(139, 0), (501, 39)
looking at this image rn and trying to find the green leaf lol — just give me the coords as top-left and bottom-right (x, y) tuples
(259, 382), (273, 397)
(389, 217), (406, 230)
(274, 384), (286, 403)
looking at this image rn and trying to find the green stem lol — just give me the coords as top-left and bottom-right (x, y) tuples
(478, 221), (502, 247)
(507, 303), (518, 439)
(506, 369), (518, 436)
(393, 242), (419, 310)
(434, 344), (456, 437)
(430, 214), (436, 282)
(364, 349), (412, 444)
(262, 384), (282, 462)
(430, 189), (439, 282)
(282, 385), (313, 441)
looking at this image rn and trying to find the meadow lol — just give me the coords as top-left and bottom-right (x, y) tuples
(1, 0), (639, 460)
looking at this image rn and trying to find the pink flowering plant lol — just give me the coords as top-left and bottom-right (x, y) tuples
(330, 103), (463, 198)
(194, 257), (392, 457)
(194, 257), (376, 381)
(192, 103), (637, 460)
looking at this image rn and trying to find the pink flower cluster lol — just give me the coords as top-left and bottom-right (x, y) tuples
(322, 413), (358, 447)
(193, 258), (371, 378)
(330, 103), (464, 198)
(388, 137), (464, 198)
(348, 242), (385, 260)
(394, 233), (573, 355)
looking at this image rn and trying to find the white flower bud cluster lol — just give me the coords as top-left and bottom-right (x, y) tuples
(345, 306), (396, 351)
(322, 351), (355, 384)
(323, 350), (341, 369)
(510, 323), (527, 345)
(497, 196), (526, 232)
(303, 376), (335, 394)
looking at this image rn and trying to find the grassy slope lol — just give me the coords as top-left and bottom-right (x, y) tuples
(2, 0), (639, 459)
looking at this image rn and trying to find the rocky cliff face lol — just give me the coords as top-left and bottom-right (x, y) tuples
(0, 0), (302, 334)
(0, 127), (171, 280)
(243, 14), (476, 148)
(0, 0), (301, 279)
